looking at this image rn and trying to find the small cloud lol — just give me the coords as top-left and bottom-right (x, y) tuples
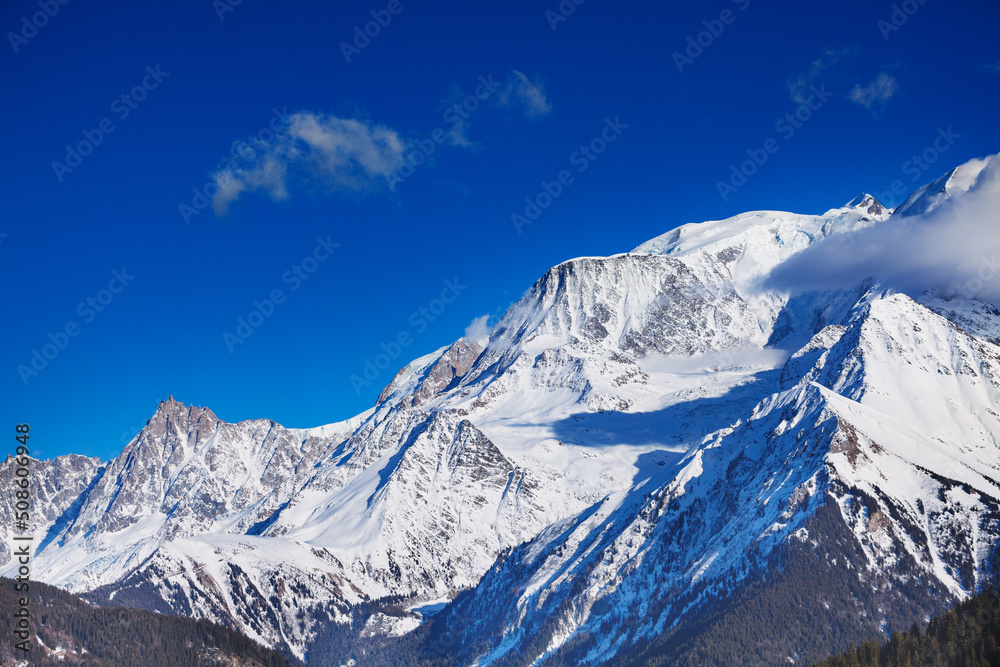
(446, 120), (473, 148)
(464, 315), (492, 344)
(211, 112), (407, 214)
(787, 47), (858, 105)
(499, 71), (553, 117)
(436, 70), (551, 149)
(438, 84), (477, 148)
(849, 72), (898, 113)
(984, 59), (1000, 74)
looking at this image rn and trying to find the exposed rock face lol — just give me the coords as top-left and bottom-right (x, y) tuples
(1, 396), (356, 595)
(0, 453), (104, 564)
(846, 193), (890, 219)
(379, 339), (483, 408)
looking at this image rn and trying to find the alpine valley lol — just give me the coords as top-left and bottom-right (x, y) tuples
(5, 154), (1000, 666)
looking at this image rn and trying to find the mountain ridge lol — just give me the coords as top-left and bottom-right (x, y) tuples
(4, 153), (1000, 664)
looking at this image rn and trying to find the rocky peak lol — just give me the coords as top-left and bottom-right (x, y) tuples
(144, 396), (220, 442)
(378, 339), (484, 407)
(845, 193), (888, 218)
(155, 395), (217, 421)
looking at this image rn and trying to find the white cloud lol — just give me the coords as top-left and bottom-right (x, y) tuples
(984, 59), (1000, 74)
(849, 72), (898, 112)
(211, 112), (407, 214)
(499, 71), (553, 117)
(213, 154), (289, 214)
(764, 155), (1000, 307)
(213, 72), (554, 211)
(787, 47), (857, 105)
(464, 315), (492, 344)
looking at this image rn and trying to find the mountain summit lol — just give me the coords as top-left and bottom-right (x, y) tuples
(845, 193), (889, 218)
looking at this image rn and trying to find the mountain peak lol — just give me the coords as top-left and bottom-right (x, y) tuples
(152, 395), (218, 425)
(845, 193), (888, 217)
(159, 395), (181, 410)
(377, 338), (484, 408)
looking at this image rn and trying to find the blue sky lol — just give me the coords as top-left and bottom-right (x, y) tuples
(2, 0), (998, 461)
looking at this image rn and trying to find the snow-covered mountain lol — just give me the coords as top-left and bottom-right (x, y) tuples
(4, 154), (999, 664)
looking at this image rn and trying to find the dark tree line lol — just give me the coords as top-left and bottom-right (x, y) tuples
(813, 587), (1000, 667)
(0, 577), (298, 666)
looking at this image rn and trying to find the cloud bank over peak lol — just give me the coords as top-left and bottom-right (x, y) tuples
(765, 154), (1000, 306)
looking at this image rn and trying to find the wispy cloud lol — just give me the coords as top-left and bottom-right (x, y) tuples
(463, 314), (492, 343)
(787, 47), (857, 105)
(212, 112), (407, 214)
(764, 155), (1000, 307)
(499, 70), (553, 117)
(984, 59), (1000, 74)
(436, 70), (553, 149)
(446, 119), (473, 148)
(438, 83), (478, 148)
(849, 72), (898, 113)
